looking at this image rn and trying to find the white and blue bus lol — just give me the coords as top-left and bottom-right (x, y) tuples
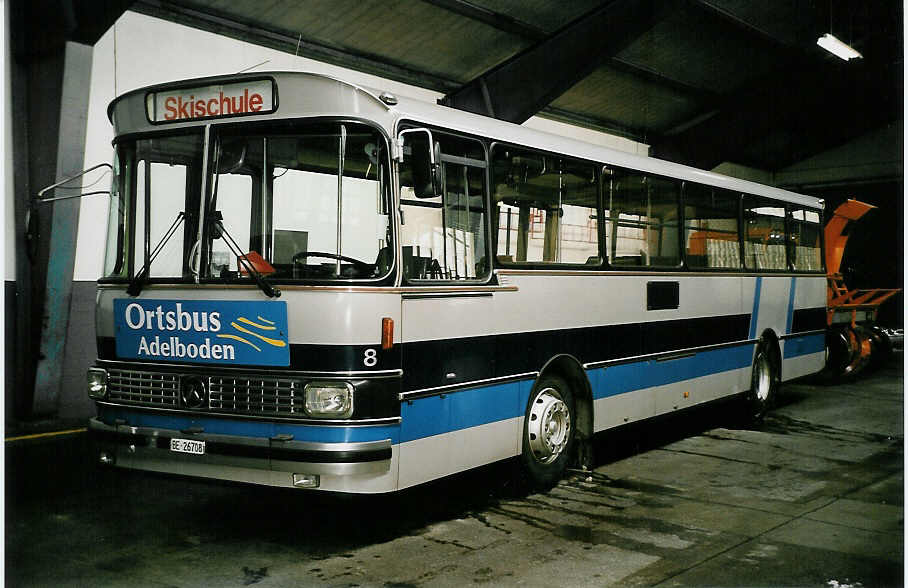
(87, 72), (827, 493)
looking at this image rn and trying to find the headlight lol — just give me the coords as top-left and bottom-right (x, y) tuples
(304, 381), (353, 418)
(87, 368), (108, 399)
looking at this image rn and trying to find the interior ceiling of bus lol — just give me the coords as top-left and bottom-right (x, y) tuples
(126, 1), (901, 173)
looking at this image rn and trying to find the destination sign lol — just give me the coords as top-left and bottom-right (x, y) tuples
(146, 79), (275, 123)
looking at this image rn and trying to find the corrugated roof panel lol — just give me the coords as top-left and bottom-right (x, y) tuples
(198, 0), (529, 82)
(551, 66), (701, 133)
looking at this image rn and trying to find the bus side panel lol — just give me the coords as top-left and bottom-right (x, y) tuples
(590, 344), (754, 431)
(781, 276), (827, 381)
(749, 276), (792, 344)
(397, 380), (528, 489)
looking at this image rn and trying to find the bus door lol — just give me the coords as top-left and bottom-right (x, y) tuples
(397, 129), (506, 486)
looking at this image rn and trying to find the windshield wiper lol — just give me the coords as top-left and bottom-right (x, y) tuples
(210, 212), (281, 298)
(126, 212), (185, 296)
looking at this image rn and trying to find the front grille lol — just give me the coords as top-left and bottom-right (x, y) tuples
(209, 376), (303, 416)
(107, 369), (179, 406)
(105, 368), (303, 417)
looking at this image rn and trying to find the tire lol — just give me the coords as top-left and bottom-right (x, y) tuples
(519, 375), (575, 489)
(746, 340), (778, 422)
(867, 325), (893, 371)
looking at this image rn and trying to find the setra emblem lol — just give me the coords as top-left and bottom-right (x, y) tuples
(181, 376), (207, 409)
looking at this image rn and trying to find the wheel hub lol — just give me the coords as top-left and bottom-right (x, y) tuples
(755, 352), (771, 402)
(527, 388), (571, 464)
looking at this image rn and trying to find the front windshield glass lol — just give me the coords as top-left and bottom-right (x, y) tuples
(207, 122), (392, 281)
(103, 132), (204, 279)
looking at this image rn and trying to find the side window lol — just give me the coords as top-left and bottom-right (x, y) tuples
(743, 197), (787, 270)
(682, 183), (741, 269)
(491, 146), (599, 265)
(606, 170), (681, 267)
(788, 206), (823, 272)
(399, 132), (489, 281)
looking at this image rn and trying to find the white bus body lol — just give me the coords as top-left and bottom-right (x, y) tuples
(88, 72), (826, 493)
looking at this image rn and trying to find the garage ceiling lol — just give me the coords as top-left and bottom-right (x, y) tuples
(132, 0), (902, 172)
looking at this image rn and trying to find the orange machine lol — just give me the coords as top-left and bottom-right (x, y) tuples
(824, 199), (901, 377)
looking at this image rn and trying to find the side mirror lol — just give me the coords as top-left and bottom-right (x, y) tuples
(27, 162), (113, 260)
(397, 128), (441, 198)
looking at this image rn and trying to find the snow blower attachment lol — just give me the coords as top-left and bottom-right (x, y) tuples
(824, 199), (902, 378)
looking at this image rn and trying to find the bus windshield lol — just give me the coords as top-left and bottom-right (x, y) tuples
(208, 122), (392, 282)
(103, 122), (392, 284)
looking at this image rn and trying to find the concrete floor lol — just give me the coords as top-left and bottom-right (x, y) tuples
(7, 356), (903, 587)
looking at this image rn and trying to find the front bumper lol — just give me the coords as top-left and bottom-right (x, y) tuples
(89, 417), (398, 492)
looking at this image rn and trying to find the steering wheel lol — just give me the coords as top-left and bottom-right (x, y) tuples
(291, 251), (373, 271)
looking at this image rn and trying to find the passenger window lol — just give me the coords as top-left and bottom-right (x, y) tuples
(491, 146), (599, 265)
(788, 207), (823, 272)
(682, 184), (741, 269)
(743, 197), (787, 270)
(399, 133), (489, 281)
(606, 170), (681, 267)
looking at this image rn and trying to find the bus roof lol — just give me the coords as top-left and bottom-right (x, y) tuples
(109, 71), (822, 210)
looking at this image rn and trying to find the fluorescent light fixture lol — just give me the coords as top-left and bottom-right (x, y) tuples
(817, 33), (862, 61)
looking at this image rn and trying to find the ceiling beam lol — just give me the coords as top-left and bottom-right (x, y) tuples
(429, 0), (717, 105)
(439, 0), (681, 124)
(420, 0), (546, 41)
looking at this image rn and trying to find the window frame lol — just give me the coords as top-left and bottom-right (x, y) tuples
(679, 182), (744, 272)
(603, 165), (684, 270)
(489, 140), (604, 271)
(742, 194), (791, 273)
(397, 123), (494, 285)
(99, 128), (206, 285)
(785, 204), (826, 274)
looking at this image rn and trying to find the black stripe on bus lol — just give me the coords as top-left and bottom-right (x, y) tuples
(98, 312), (751, 390)
(397, 313), (750, 391)
(791, 307), (826, 333)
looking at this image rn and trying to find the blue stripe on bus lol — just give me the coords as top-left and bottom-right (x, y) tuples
(786, 277), (797, 334)
(400, 381), (527, 443)
(749, 277), (762, 339)
(590, 344), (754, 399)
(96, 406), (401, 443)
(402, 344), (755, 441)
(783, 333), (825, 359)
(100, 343), (758, 445)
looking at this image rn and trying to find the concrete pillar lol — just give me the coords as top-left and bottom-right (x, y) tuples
(31, 41), (93, 415)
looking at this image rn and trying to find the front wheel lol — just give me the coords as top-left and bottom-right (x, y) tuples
(746, 340), (778, 422)
(520, 375), (575, 489)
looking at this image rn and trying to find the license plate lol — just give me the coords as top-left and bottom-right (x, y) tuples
(170, 438), (205, 455)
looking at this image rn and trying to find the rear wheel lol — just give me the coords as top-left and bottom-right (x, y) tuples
(746, 340), (778, 421)
(520, 375), (575, 488)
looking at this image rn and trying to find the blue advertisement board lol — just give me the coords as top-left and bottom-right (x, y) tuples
(114, 299), (290, 366)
